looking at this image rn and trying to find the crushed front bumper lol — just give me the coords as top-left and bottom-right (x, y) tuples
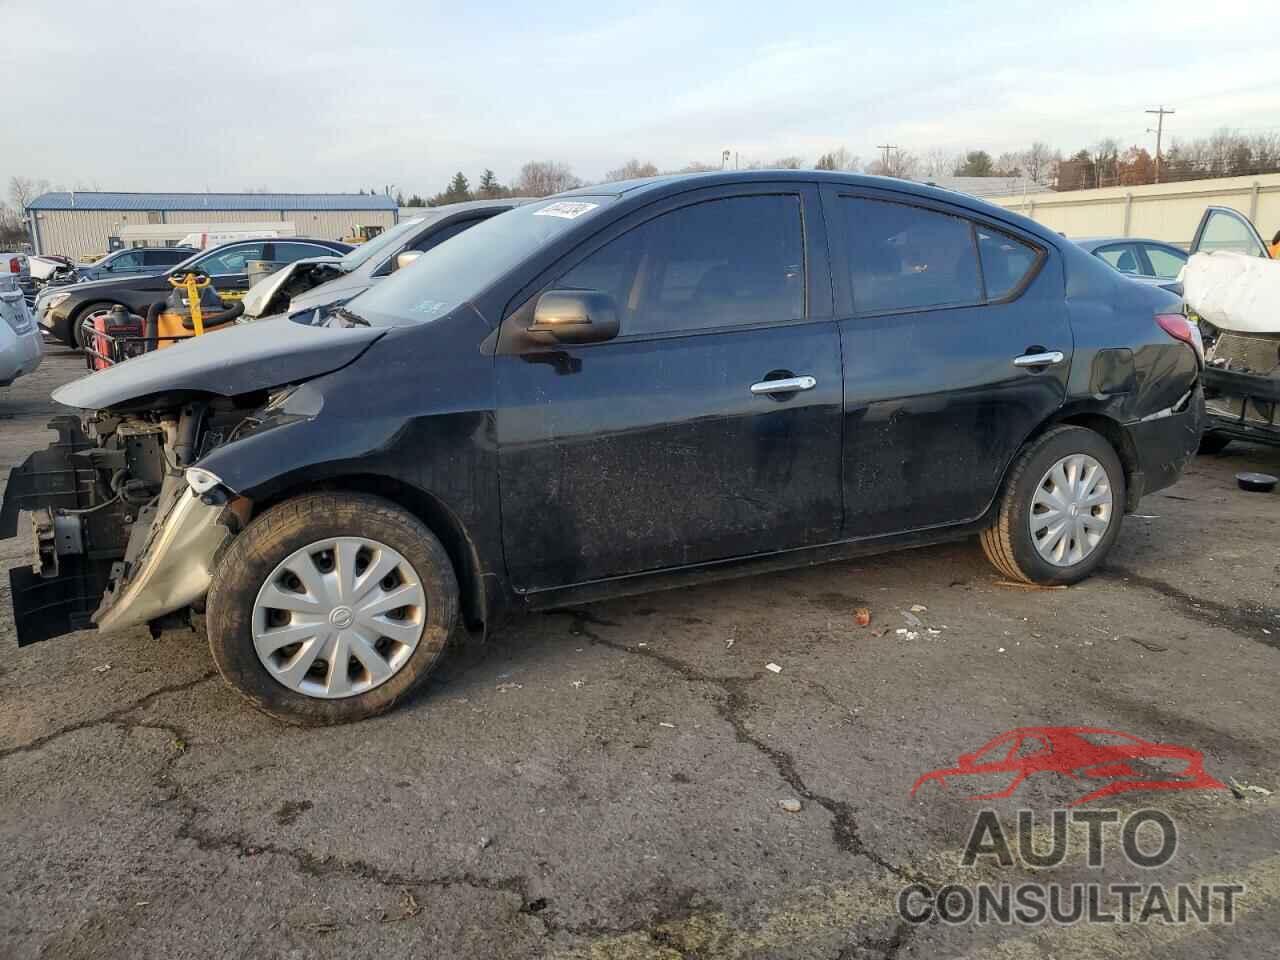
(2, 418), (242, 645)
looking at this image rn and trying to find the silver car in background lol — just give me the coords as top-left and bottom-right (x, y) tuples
(0, 275), (43, 387)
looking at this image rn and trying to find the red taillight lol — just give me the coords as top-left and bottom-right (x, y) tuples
(7, 257), (18, 274)
(1156, 313), (1204, 366)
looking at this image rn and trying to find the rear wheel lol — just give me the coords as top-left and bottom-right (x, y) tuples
(980, 426), (1126, 585)
(206, 492), (458, 724)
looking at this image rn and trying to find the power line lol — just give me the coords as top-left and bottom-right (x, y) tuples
(876, 144), (898, 170)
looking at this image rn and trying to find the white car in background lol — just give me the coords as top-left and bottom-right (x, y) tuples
(0, 275), (43, 387)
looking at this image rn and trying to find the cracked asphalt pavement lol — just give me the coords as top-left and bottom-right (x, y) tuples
(2, 353), (1279, 959)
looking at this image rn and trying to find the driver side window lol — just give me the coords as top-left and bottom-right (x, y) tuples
(554, 194), (805, 338)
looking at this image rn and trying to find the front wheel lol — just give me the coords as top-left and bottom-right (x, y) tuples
(980, 426), (1126, 586)
(206, 492), (458, 724)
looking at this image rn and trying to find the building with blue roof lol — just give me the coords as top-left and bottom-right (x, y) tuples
(25, 192), (399, 260)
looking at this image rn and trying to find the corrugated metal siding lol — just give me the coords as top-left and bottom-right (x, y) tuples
(33, 209), (395, 260)
(29, 191), (397, 212)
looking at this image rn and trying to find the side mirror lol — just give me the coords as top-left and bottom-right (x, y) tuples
(528, 289), (620, 344)
(395, 250), (422, 271)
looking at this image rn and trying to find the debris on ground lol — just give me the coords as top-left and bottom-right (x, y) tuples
(478, 836), (492, 850)
(92, 663), (112, 673)
(765, 662), (782, 673)
(659, 722), (675, 728)
(725, 637), (735, 649)
(901, 610), (923, 628)
(1129, 637), (1169, 653)
(496, 682), (523, 692)
(895, 628), (919, 640)
(779, 799), (802, 813)
(910, 604), (928, 613)
(379, 889), (422, 923)
(854, 607), (871, 627)
(1228, 777), (1273, 800)
(571, 680), (584, 689)
(997, 647), (1007, 653)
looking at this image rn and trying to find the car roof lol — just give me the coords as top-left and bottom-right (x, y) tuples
(557, 170), (1062, 246)
(1072, 236), (1186, 251)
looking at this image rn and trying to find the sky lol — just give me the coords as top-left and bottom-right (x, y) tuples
(0, 0), (1275, 200)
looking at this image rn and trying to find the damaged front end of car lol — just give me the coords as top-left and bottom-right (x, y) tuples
(1, 400), (260, 645)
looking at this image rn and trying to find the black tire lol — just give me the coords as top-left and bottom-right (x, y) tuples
(206, 492), (458, 725)
(71, 302), (119, 350)
(980, 426), (1126, 586)
(1197, 432), (1232, 455)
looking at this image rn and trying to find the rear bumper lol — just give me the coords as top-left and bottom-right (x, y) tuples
(0, 328), (44, 386)
(1127, 382), (1204, 501)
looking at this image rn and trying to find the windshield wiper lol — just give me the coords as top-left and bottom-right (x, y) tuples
(333, 306), (370, 327)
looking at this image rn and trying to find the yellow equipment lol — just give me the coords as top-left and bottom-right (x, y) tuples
(151, 273), (243, 349)
(341, 224), (385, 244)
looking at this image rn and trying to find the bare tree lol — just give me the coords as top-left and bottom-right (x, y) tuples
(1018, 142), (1057, 185)
(604, 159), (659, 182)
(9, 176), (51, 212)
(0, 204), (27, 247)
(815, 147), (859, 171)
(516, 161), (582, 197)
(673, 161), (721, 173)
(993, 152), (1023, 177)
(866, 149), (919, 179)
(769, 156), (804, 170)
(920, 149), (962, 179)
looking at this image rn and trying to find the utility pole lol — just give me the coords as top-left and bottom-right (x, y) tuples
(1145, 105), (1175, 183)
(877, 144), (898, 174)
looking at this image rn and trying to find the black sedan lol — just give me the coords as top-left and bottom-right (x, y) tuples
(3, 172), (1204, 724)
(36, 237), (353, 346)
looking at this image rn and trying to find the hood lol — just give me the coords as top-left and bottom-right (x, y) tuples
(286, 272), (373, 315)
(242, 256), (344, 319)
(53, 314), (385, 411)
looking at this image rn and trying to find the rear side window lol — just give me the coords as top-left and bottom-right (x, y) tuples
(977, 228), (1040, 299)
(840, 198), (982, 314)
(1144, 245), (1186, 280)
(143, 250), (184, 266)
(556, 194), (804, 337)
(1094, 243), (1142, 275)
(272, 242), (333, 263)
(410, 218), (483, 253)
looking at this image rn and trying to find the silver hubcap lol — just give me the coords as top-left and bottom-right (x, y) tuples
(252, 537), (426, 699)
(1029, 454), (1114, 567)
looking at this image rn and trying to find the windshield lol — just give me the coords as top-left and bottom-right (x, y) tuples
(351, 197), (614, 324)
(336, 216), (432, 272)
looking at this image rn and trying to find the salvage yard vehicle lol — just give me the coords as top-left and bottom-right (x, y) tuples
(0, 275), (42, 387)
(1181, 206), (1279, 453)
(242, 199), (529, 320)
(72, 246), (198, 282)
(2, 172), (1205, 724)
(36, 238), (353, 348)
(1072, 236), (1188, 293)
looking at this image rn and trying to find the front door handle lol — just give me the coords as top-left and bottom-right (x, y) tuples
(751, 375), (817, 395)
(1013, 351), (1065, 368)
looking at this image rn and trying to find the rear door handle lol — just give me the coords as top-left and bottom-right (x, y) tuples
(1013, 351), (1065, 368)
(751, 376), (817, 395)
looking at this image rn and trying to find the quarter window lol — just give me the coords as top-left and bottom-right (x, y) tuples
(977, 228), (1040, 299)
(555, 195), (804, 337)
(840, 198), (982, 314)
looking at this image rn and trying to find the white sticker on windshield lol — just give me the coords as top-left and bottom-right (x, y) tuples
(533, 201), (599, 220)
